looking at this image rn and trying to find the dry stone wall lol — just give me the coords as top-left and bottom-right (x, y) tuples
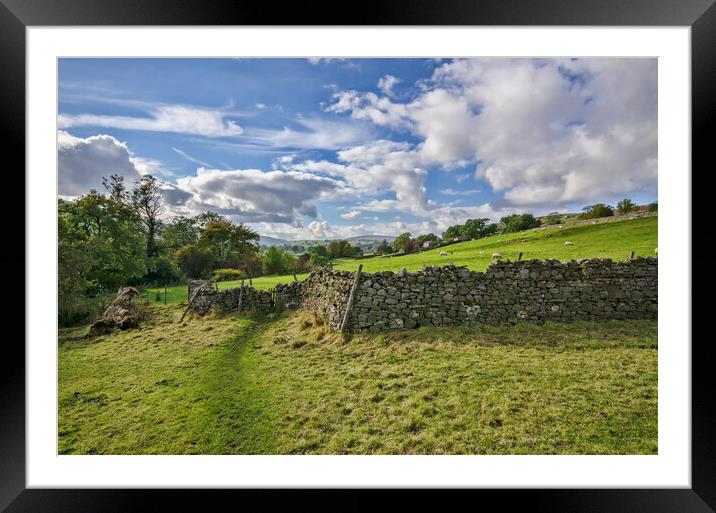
(189, 258), (657, 332)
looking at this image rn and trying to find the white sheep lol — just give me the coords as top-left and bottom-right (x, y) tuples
(439, 250), (449, 256)
(564, 241), (574, 246)
(492, 252), (502, 259)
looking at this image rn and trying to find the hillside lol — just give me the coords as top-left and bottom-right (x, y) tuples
(331, 215), (657, 274)
(149, 215), (657, 303)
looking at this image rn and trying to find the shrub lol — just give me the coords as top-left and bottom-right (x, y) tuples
(212, 268), (245, 282)
(58, 293), (111, 328)
(579, 203), (614, 219)
(616, 198), (637, 214)
(500, 214), (541, 233)
(544, 212), (563, 225)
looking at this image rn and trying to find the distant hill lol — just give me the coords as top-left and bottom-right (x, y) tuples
(346, 234), (397, 242)
(259, 235), (288, 247)
(260, 234), (396, 247)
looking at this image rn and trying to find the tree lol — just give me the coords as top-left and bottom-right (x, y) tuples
(647, 201), (658, 212)
(327, 240), (354, 258)
(198, 220), (260, 271)
(161, 216), (200, 253)
(500, 214), (541, 233)
(442, 225), (462, 240)
(579, 204), (614, 219)
(59, 191), (146, 291)
(393, 232), (414, 253)
(263, 246), (296, 275)
(544, 212), (563, 225)
(176, 243), (214, 279)
(616, 198), (637, 214)
(415, 233), (440, 247)
(131, 175), (164, 258)
(376, 239), (394, 255)
(312, 244), (329, 258)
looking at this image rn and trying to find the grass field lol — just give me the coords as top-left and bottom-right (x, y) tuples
(148, 215), (657, 305)
(59, 307), (657, 455)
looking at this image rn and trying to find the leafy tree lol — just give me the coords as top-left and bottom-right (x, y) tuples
(131, 175), (164, 258)
(616, 198), (637, 214)
(161, 216), (200, 253)
(198, 220), (260, 270)
(579, 203), (614, 219)
(647, 201), (658, 212)
(375, 239), (394, 255)
(500, 214), (541, 233)
(176, 243), (214, 279)
(309, 252), (330, 268)
(393, 232), (414, 253)
(312, 244), (329, 258)
(59, 191), (146, 291)
(544, 212), (563, 225)
(415, 233), (440, 247)
(442, 225), (462, 240)
(327, 240), (354, 258)
(263, 246), (297, 275)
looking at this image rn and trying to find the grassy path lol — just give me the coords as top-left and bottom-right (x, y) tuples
(59, 307), (658, 455)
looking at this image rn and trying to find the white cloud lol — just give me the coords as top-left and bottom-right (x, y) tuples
(172, 147), (213, 168)
(58, 103), (244, 138)
(440, 188), (481, 196)
(340, 210), (362, 220)
(325, 58), (657, 209)
(171, 168), (345, 224)
(377, 74), (401, 97)
(58, 131), (144, 196)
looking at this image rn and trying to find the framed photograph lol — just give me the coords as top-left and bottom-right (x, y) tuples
(4, 0), (715, 511)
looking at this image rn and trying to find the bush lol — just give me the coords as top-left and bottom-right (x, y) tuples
(616, 198), (637, 214)
(212, 268), (245, 282)
(58, 293), (111, 328)
(647, 202), (658, 212)
(544, 212), (563, 225)
(500, 214), (541, 233)
(176, 243), (215, 278)
(579, 203), (614, 219)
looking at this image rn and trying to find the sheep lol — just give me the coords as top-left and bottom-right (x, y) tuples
(564, 241), (574, 246)
(492, 252), (502, 259)
(439, 250), (449, 256)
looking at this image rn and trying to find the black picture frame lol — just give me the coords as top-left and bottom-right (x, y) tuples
(2, 1), (714, 511)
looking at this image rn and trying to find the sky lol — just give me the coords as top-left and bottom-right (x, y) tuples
(58, 58), (657, 240)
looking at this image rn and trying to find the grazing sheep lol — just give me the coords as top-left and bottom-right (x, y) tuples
(564, 241), (574, 246)
(492, 252), (502, 259)
(439, 250), (449, 256)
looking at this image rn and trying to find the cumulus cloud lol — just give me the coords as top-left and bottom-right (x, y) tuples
(171, 168), (345, 224)
(325, 58), (657, 209)
(58, 131), (145, 196)
(377, 74), (401, 97)
(340, 210), (362, 220)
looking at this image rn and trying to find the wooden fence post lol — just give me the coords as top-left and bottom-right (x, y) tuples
(340, 264), (363, 333)
(293, 272), (298, 282)
(518, 252), (523, 261)
(629, 251), (635, 259)
(238, 279), (244, 313)
(164, 286), (167, 305)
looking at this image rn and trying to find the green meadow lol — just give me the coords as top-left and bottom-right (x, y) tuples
(59, 308), (657, 455)
(148, 215), (657, 304)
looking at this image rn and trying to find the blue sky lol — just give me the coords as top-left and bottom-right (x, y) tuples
(58, 58), (657, 240)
